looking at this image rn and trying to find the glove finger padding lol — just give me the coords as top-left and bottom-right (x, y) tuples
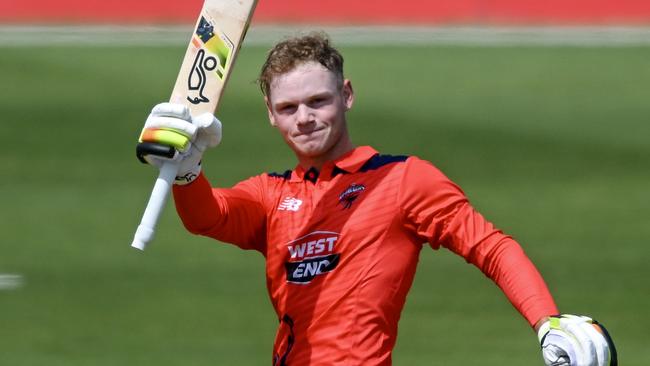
(143, 116), (198, 140)
(538, 315), (617, 366)
(564, 319), (597, 365)
(592, 321), (617, 366)
(140, 103), (198, 153)
(579, 321), (611, 366)
(151, 102), (192, 121)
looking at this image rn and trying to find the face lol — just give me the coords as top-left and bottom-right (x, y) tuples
(265, 62), (354, 168)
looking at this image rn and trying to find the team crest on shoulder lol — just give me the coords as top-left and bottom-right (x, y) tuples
(338, 183), (365, 209)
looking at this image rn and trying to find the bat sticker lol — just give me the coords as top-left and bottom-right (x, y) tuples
(187, 49), (217, 104)
(186, 16), (235, 104)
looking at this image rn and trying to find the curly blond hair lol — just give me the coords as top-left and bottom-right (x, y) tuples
(258, 32), (344, 97)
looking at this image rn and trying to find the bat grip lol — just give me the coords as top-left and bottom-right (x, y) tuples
(131, 161), (180, 250)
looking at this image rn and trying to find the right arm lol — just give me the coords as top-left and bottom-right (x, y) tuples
(173, 172), (267, 253)
(136, 102), (267, 252)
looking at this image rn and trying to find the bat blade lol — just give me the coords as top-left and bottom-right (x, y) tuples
(171, 0), (258, 115)
(131, 0), (257, 251)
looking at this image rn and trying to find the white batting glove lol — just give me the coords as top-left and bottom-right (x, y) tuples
(136, 103), (222, 185)
(538, 314), (617, 366)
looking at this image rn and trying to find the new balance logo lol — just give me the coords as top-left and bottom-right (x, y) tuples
(278, 197), (303, 211)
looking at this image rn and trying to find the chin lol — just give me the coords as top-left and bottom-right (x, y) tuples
(297, 146), (326, 158)
(293, 141), (329, 158)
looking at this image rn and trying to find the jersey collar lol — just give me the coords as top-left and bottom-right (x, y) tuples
(292, 146), (378, 182)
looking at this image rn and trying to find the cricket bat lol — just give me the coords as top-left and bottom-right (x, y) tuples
(131, 0), (258, 250)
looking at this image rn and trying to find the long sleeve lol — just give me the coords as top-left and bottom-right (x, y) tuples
(399, 157), (558, 327)
(172, 172), (267, 253)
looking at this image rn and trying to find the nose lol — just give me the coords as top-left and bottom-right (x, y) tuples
(296, 104), (315, 126)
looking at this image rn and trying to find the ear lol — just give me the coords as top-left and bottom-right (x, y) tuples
(265, 96), (277, 127)
(342, 79), (354, 111)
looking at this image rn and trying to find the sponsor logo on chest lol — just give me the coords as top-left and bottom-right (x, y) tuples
(285, 231), (340, 284)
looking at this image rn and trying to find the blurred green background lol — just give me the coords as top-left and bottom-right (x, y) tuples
(1, 42), (648, 365)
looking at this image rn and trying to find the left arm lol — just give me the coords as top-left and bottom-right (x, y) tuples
(399, 157), (617, 365)
(399, 157), (557, 327)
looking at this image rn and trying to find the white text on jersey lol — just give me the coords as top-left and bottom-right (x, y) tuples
(278, 197), (303, 212)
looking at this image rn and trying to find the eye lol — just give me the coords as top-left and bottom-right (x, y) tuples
(309, 95), (330, 108)
(277, 104), (297, 114)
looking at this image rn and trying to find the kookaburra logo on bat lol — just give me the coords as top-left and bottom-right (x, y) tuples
(187, 49), (219, 104)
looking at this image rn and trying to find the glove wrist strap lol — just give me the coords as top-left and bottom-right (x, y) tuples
(174, 164), (201, 185)
(537, 320), (551, 343)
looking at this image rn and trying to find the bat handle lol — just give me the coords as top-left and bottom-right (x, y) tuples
(131, 161), (180, 250)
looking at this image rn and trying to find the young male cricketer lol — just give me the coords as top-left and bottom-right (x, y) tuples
(138, 33), (617, 365)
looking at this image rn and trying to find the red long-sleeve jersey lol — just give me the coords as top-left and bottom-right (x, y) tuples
(173, 146), (558, 365)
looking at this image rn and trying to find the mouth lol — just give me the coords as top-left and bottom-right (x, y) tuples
(294, 126), (326, 138)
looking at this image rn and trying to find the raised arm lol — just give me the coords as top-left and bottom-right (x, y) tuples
(173, 173), (267, 252)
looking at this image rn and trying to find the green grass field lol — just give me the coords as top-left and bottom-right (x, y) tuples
(1, 42), (649, 365)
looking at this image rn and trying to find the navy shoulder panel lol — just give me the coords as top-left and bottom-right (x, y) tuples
(360, 154), (409, 172)
(267, 170), (292, 180)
